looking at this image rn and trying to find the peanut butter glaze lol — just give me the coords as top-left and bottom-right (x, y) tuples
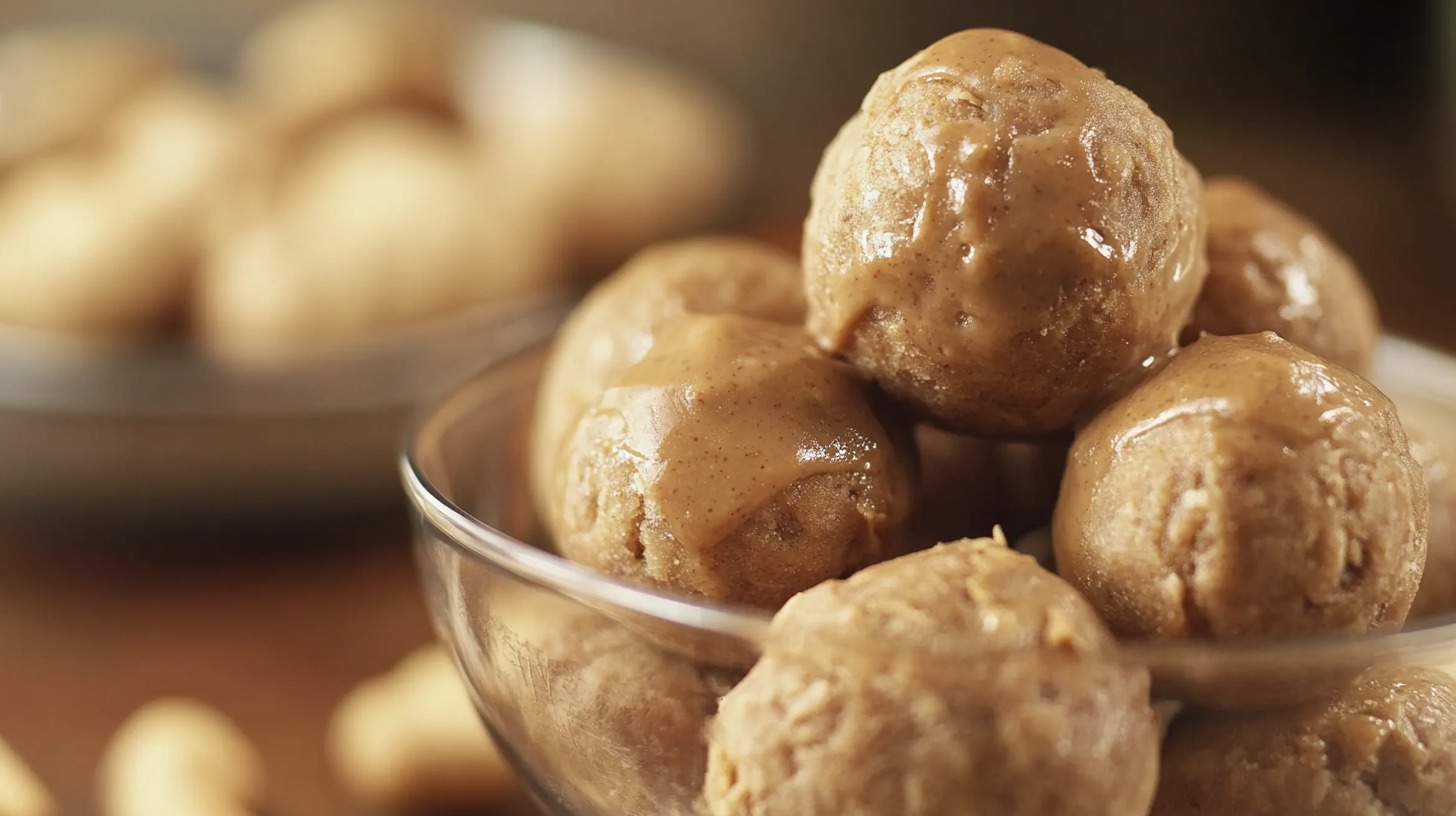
(555, 313), (912, 609)
(1053, 332), (1427, 640)
(803, 28), (1206, 437)
(1405, 420), (1456, 619)
(530, 236), (804, 532)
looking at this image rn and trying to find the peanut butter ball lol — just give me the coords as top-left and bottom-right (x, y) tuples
(485, 605), (727, 816)
(804, 28), (1206, 436)
(1184, 177), (1380, 373)
(1054, 332), (1427, 640)
(705, 536), (1159, 816)
(555, 313), (912, 609)
(239, 0), (465, 134)
(196, 111), (559, 356)
(1154, 666), (1456, 816)
(529, 236), (804, 529)
(1405, 419), (1456, 620)
(0, 81), (242, 338)
(464, 31), (751, 270)
(0, 27), (173, 169)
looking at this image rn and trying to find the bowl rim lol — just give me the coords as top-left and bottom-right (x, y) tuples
(0, 292), (573, 417)
(401, 333), (1456, 665)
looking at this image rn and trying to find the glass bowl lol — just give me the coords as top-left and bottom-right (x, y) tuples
(0, 293), (568, 529)
(404, 335), (1456, 816)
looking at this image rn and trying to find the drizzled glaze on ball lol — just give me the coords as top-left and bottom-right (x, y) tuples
(555, 313), (913, 609)
(804, 28), (1206, 437)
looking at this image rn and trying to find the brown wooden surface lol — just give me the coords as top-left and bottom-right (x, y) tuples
(0, 517), (541, 816)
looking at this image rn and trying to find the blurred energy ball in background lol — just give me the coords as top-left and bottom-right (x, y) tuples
(0, 0), (752, 525)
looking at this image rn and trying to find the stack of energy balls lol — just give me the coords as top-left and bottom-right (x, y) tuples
(528, 28), (1456, 816)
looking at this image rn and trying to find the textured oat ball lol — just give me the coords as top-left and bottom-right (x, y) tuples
(1406, 419), (1456, 620)
(196, 111), (558, 356)
(803, 28), (1206, 436)
(705, 536), (1159, 816)
(529, 236), (804, 528)
(555, 313), (913, 609)
(0, 26), (173, 168)
(239, 0), (466, 133)
(1183, 177), (1380, 373)
(486, 603), (728, 816)
(1153, 666), (1456, 816)
(464, 31), (751, 270)
(1054, 332), (1427, 640)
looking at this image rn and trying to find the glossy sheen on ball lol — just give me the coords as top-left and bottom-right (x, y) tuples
(803, 28), (1206, 436)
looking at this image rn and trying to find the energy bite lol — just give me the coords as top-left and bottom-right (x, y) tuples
(0, 26), (173, 169)
(1183, 176), (1380, 373)
(238, 0), (466, 133)
(1154, 666), (1456, 816)
(196, 110), (555, 356)
(0, 80), (243, 338)
(1054, 332), (1427, 640)
(555, 314), (912, 609)
(1405, 421), (1456, 620)
(803, 28), (1206, 437)
(486, 603), (729, 816)
(704, 536), (1159, 816)
(529, 236), (804, 527)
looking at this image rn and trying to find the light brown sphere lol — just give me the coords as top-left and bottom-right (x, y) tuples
(1405, 419), (1456, 620)
(803, 28), (1206, 436)
(463, 31), (751, 270)
(1054, 332), (1427, 640)
(196, 111), (559, 356)
(0, 26), (173, 169)
(705, 536), (1159, 816)
(912, 425), (1067, 547)
(484, 602), (728, 816)
(1154, 666), (1456, 816)
(0, 77), (246, 339)
(1184, 177), (1380, 373)
(529, 236), (804, 528)
(555, 314), (913, 609)
(238, 0), (466, 134)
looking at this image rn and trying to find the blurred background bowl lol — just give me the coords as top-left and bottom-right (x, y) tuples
(0, 9), (753, 530)
(9, 0), (1455, 524)
(405, 332), (1456, 816)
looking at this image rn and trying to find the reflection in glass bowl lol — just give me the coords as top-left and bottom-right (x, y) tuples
(405, 335), (1456, 816)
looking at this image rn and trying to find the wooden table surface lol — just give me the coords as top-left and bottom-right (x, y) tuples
(0, 516), (541, 816)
